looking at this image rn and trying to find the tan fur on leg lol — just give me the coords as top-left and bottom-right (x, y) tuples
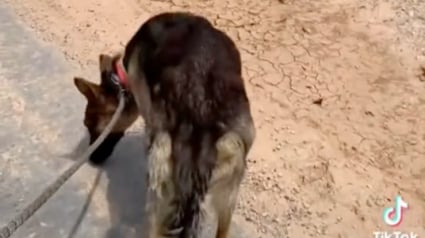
(211, 131), (246, 185)
(146, 131), (171, 238)
(148, 131), (173, 200)
(146, 131), (182, 238)
(147, 131), (247, 238)
(210, 132), (246, 238)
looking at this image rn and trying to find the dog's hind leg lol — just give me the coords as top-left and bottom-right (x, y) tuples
(210, 132), (246, 238)
(212, 183), (240, 238)
(147, 131), (173, 198)
(146, 131), (184, 238)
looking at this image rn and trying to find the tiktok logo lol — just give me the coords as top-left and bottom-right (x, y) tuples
(374, 196), (418, 238)
(382, 195), (409, 227)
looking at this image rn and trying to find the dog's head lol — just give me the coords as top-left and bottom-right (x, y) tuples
(74, 53), (138, 164)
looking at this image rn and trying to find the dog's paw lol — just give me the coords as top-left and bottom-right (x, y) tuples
(148, 131), (172, 199)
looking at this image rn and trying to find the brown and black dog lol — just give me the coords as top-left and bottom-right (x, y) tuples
(73, 12), (255, 238)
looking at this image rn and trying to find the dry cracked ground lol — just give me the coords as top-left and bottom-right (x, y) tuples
(4, 0), (425, 237)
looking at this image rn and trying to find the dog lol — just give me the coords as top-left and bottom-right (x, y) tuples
(73, 12), (255, 238)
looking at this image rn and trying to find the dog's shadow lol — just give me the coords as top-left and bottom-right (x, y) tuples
(69, 132), (149, 238)
(102, 132), (149, 238)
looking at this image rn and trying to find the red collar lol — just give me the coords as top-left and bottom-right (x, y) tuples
(114, 61), (128, 89)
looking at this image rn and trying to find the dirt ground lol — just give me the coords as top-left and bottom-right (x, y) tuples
(4, 0), (425, 237)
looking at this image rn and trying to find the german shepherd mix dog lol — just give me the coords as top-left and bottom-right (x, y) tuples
(73, 12), (255, 238)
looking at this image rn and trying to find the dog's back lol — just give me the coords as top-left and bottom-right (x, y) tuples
(124, 12), (247, 126)
(123, 12), (252, 237)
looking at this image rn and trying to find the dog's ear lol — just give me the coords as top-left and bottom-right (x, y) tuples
(99, 54), (114, 72)
(99, 53), (122, 72)
(74, 77), (100, 101)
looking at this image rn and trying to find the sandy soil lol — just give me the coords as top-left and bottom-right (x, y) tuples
(4, 0), (425, 237)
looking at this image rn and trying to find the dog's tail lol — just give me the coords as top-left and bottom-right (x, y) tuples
(166, 122), (218, 238)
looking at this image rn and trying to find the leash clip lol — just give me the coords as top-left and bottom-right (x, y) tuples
(110, 73), (129, 100)
(110, 73), (121, 86)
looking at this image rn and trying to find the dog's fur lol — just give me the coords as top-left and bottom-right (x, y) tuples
(74, 12), (255, 238)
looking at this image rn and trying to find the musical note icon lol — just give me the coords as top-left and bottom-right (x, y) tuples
(382, 195), (408, 227)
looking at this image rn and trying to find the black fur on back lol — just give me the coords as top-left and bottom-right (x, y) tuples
(123, 12), (250, 237)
